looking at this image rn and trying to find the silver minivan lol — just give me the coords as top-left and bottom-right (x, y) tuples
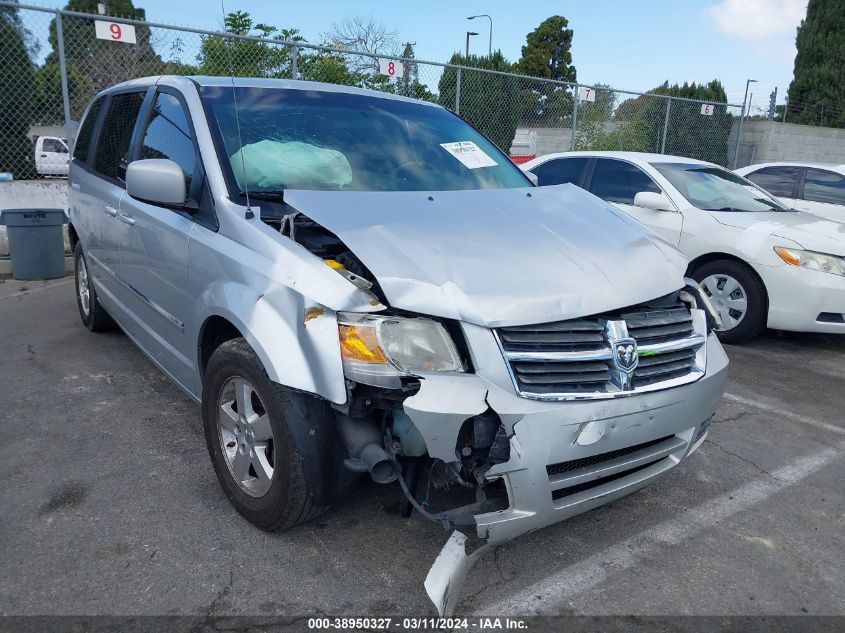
(68, 76), (728, 613)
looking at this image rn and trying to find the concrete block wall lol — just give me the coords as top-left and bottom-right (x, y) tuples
(0, 180), (69, 257)
(731, 120), (845, 167)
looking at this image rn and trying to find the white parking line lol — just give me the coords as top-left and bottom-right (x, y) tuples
(477, 445), (842, 615)
(723, 392), (845, 436)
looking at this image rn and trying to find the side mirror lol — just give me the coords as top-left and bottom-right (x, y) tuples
(126, 159), (187, 207)
(633, 191), (674, 212)
(524, 171), (539, 186)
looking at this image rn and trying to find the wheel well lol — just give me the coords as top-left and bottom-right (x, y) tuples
(686, 252), (770, 311)
(198, 316), (243, 382)
(68, 223), (79, 252)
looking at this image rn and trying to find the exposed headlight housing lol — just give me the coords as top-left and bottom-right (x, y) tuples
(774, 246), (845, 277)
(682, 278), (723, 332)
(337, 313), (465, 388)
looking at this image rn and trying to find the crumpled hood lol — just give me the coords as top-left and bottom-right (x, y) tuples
(712, 210), (845, 256)
(284, 185), (688, 327)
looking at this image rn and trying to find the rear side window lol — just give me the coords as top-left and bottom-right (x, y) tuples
(93, 92), (146, 183)
(744, 166), (800, 198)
(531, 157), (588, 187)
(803, 169), (845, 205)
(139, 93), (197, 186)
(73, 96), (105, 163)
(589, 159), (660, 205)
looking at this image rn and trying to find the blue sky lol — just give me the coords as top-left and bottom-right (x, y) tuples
(30, 0), (807, 110)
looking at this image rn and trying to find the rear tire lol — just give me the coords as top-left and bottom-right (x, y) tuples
(74, 242), (115, 332)
(691, 259), (766, 344)
(202, 338), (332, 531)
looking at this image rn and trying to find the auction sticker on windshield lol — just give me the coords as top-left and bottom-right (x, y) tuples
(440, 141), (498, 169)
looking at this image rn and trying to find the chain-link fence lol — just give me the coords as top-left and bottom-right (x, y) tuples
(1, 1), (746, 180)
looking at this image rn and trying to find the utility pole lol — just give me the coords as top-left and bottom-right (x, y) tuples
(767, 87), (777, 120)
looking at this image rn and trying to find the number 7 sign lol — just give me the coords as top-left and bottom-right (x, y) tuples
(95, 20), (137, 44)
(579, 87), (596, 102)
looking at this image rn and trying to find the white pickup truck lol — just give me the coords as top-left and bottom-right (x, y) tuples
(35, 136), (70, 177)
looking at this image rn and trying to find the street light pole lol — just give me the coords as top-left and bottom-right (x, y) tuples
(733, 78), (757, 168)
(467, 14), (492, 56)
(465, 31), (478, 58)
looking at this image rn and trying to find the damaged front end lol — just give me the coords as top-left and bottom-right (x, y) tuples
(268, 195), (729, 617)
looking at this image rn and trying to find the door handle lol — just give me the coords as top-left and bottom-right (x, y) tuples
(103, 205), (118, 217)
(119, 212), (135, 226)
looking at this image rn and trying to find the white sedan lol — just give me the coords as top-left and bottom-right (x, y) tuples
(735, 162), (845, 222)
(522, 151), (845, 343)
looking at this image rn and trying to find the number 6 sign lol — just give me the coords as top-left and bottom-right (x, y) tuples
(700, 103), (714, 116)
(95, 20), (137, 44)
(378, 58), (404, 78)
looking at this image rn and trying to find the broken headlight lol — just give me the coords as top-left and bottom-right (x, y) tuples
(337, 313), (465, 388)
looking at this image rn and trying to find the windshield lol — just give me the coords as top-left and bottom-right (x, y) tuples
(199, 86), (530, 194)
(652, 162), (790, 212)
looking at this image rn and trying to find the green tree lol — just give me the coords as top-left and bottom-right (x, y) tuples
(47, 0), (166, 108)
(198, 11), (302, 78)
(582, 80), (734, 165)
(786, 0), (845, 127)
(0, 2), (38, 177)
(438, 51), (520, 152)
(515, 16), (577, 127)
(516, 16), (576, 81)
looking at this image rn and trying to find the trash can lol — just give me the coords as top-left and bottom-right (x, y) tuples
(0, 209), (68, 280)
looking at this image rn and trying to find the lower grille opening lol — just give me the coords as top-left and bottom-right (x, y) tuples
(551, 457), (664, 501)
(546, 435), (673, 476)
(817, 312), (845, 324)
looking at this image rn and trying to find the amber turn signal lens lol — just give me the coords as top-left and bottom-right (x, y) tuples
(338, 325), (387, 363)
(774, 246), (801, 266)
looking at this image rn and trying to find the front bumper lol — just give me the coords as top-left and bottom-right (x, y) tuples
(759, 263), (845, 333)
(403, 332), (729, 545)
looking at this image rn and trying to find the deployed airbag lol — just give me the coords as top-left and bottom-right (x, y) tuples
(230, 140), (352, 189)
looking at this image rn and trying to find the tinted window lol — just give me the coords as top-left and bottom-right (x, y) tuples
(589, 159), (660, 204)
(531, 157), (588, 187)
(73, 96), (105, 163)
(803, 168), (845, 205)
(744, 166), (800, 197)
(93, 92), (145, 182)
(200, 85), (530, 194)
(139, 93), (197, 186)
(43, 138), (67, 153)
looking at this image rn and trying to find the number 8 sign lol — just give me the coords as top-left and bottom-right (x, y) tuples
(95, 20), (137, 44)
(378, 58), (404, 78)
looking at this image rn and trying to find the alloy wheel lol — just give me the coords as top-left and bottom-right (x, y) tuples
(77, 256), (90, 316)
(700, 273), (748, 331)
(217, 376), (275, 498)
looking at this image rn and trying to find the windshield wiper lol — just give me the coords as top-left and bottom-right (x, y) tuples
(237, 189), (286, 201)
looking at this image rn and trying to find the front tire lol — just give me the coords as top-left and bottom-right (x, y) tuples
(202, 338), (331, 531)
(74, 242), (115, 332)
(691, 259), (767, 344)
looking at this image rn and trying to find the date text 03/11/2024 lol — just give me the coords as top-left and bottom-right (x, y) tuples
(306, 617), (528, 630)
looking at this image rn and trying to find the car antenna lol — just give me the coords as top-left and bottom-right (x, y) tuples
(222, 0), (253, 220)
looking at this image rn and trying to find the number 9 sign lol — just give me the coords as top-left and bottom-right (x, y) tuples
(95, 20), (137, 44)
(378, 58), (404, 79)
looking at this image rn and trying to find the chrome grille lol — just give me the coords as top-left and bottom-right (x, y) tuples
(496, 294), (707, 400)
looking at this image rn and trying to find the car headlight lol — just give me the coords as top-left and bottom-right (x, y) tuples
(774, 247), (845, 277)
(683, 278), (723, 332)
(337, 313), (465, 388)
